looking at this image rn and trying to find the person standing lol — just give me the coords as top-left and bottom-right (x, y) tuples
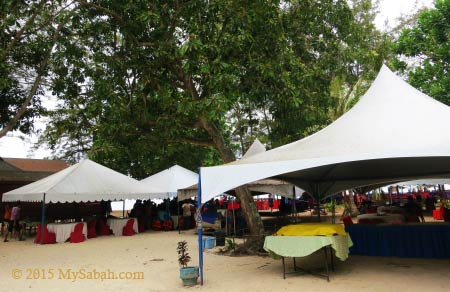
(181, 201), (194, 230)
(404, 196), (425, 223)
(1, 204), (11, 236)
(4, 202), (22, 242)
(268, 194), (274, 212)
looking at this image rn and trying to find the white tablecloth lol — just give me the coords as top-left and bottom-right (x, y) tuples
(357, 213), (405, 224)
(107, 218), (138, 236)
(264, 235), (353, 261)
(47, 222), (87, 243)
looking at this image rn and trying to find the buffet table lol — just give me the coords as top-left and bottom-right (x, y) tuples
(345, 223), (450, 258)
(47, 222), (87, 243)
(357, 213), (405, 224)
(107, 218), (138, 236)
(264, 224), (353, 281)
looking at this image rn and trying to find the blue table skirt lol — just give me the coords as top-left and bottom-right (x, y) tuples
(345, 223), (450, 258)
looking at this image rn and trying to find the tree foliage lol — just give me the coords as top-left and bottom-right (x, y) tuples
(392, 0), (450, 105)
(0, 0), (64, 137)
(3, 0), (389, 238)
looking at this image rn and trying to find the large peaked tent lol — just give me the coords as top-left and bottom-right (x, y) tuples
(2, 159), (165, 203)
(199, 65), (450, 203)
(140, 164), (198, 199)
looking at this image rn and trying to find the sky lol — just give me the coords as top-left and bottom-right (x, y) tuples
(0, 0), (437, 160)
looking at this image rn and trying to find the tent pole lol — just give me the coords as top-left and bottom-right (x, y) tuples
(178, 198), (181, 234)
(292, 186), (297, 222)
(197, 168), (203, 286)
(313, 184), (321, 222)
(225, 198), (228, 236)
(122, 200), (125, 218)
(40, 193), (46, 244)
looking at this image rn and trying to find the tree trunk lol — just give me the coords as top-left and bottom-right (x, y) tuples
(171, 62), (266, 242)
(199, 116), (265, 240)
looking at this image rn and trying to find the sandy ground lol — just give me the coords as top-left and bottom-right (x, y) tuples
(1, 217), (450, 292)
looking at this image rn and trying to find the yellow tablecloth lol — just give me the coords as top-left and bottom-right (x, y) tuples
(274, 223), (347, 236)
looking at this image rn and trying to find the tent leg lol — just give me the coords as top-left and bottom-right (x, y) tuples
(122, 200), (125, 218)
(40, 193), (46, 245)
(197, 169), (204, 286)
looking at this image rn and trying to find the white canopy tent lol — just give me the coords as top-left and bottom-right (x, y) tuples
(178, 139), (304, 201)
(140, 164), (198, 199)
(2, 159), (165, 203)
(177, 178), (302, 201)
(199, 65), (450, 204)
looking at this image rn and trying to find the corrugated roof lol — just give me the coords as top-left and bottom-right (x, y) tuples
(3, 158), (68, 173)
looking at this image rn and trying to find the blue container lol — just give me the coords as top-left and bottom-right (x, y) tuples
(202, 236), (216, 249)
(180, 266), (199, 286)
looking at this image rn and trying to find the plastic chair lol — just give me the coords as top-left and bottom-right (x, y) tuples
(152, 219), (162, 231)
(122, 219), (135, 236)
(34, 224), (56, 244)
(70, 223), (86, 243)
(87, 219), (97, 238)
(163, 219), (173, 231)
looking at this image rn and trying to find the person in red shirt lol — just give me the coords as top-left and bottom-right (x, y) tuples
(1, 204), (11, 236)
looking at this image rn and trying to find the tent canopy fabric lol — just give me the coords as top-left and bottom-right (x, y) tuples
(177, 179), (301, 201)
(241, 138), (266, 159)
(388, 178), (450, 187)
(199, 65), (450, 203)
(2, 159), (165, 203)
(178, 139), (303, 201)
(140, 164), (198, 199)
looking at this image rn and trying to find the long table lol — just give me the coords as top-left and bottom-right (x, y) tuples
(264, 224), (353, 281)
(107, 218), (138, 236)
(357, 213), (405, 224)
(345, 223), (450, 258)
(47, 222), (87, 243)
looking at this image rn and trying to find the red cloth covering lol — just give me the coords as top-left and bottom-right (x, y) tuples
(227, 202), (240, 210)
(70, 223), (86, 243)
(122, 219), (135, 236)
(87, 219), (97, 238)
(433, 209), (444, 220)
(34, 224), (56, 244)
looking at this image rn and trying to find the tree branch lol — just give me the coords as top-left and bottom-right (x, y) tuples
(77, 0), (139, 44)
(0, 24), (62, 139)
(0, 0), (45, 62)
(168, 137), (214, 147)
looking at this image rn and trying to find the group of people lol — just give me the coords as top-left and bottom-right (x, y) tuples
(1, 203), (24, 242)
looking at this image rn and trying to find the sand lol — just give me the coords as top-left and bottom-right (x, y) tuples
(1, 223), (450, 292)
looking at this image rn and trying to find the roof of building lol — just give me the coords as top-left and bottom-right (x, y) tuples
(2, 158), (68, 173)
